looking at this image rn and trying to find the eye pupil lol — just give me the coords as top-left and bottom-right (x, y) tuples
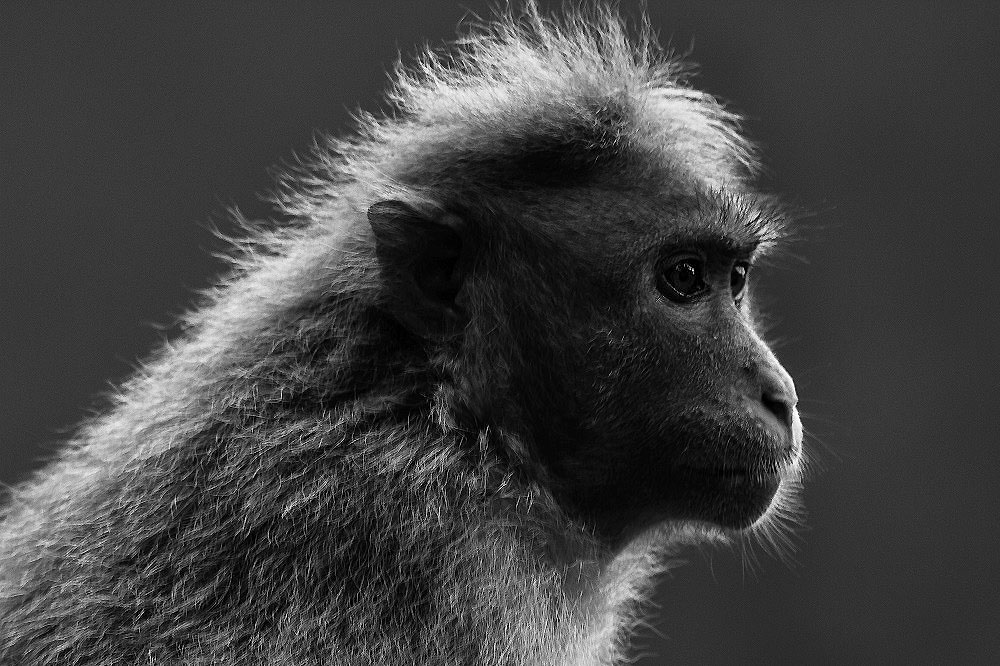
(659, 258), (706, 302)
(673, 262), (697, 291)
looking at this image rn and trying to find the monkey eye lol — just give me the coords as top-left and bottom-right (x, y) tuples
(731, 262), (750, 303)
(658, 257), (707, 302)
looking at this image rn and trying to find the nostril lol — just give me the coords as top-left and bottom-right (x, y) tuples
(761, 391), (793, 430)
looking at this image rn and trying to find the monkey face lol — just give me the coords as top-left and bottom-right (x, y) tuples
(489, 188), (803, 545)
(368, 184), (802, 547)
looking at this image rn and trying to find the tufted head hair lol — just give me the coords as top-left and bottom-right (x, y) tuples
(279, 2), (760, 219)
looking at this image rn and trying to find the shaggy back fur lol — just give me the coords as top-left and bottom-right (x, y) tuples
(0, 5), (769, 665)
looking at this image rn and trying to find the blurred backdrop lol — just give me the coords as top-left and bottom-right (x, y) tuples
(2, 2), (998, 663)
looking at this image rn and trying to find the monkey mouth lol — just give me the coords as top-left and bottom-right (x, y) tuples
(680, 466), (781, 486)
(701, 468), (753, 482)
(679, 442), (798, 481)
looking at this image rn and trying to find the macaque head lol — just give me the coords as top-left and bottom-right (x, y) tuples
(364, 9), (803, 547)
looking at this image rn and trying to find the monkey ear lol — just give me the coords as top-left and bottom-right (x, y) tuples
(367, 200), (472, 336)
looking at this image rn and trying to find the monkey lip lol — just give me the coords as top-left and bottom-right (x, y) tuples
(696, 468), (753, 481)
(678, 462), (787, 486)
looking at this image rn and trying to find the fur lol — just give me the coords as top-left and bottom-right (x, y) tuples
(0, 4), (795, 664)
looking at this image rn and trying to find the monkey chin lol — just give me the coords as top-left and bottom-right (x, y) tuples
(671, 449), (804, 537)
(680, 468), (783, 531)
(607, 457), (802, 554)
(706, 457), (806, 554)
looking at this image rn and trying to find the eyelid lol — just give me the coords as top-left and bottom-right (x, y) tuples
(661, 248), (707, 264)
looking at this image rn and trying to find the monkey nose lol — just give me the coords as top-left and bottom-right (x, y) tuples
(755, 367), (798, 432)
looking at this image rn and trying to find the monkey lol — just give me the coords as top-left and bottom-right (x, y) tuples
(0, 4), (804, 665)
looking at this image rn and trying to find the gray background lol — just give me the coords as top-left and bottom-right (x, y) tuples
(3, 2), (998, 663)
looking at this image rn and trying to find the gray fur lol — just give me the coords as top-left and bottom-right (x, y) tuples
(0, 4), (800, 665)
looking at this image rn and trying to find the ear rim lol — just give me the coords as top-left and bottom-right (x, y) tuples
(366, 199), (473, 337)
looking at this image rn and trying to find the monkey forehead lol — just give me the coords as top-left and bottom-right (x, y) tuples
(507, 183), (789, 262)
(646, 187), (791, 254)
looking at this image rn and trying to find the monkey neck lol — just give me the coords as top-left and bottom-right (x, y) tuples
(6, 246), (668, 665)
